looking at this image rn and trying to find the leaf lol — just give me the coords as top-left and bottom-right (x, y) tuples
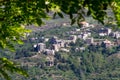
(45, 5), (49, 12)
(87, 10), (91, 16)
(69, 13), (73, 19)
(17, 40), (24, 44)
(71, 18), (76, 25)
(0, 70), (11, 80)
(36, 18), (42, 26)
(57, 12), (64, 18)
(53, 12), (57, 19)
(0, 58), (28, 80)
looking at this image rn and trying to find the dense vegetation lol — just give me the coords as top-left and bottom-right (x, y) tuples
(1, 0), (120, 79)
(1, 25), (120, 80)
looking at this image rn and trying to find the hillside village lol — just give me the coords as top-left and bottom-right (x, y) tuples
(1, 1), (120, 80)
(29, 21), (120, 67)
(2, 20), (120, 80)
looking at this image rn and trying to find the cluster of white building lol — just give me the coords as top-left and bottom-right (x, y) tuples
(33, 35), (78, 66)
(31, 21), (120, 66)
(98, 27), (120, 39)
(34, 35), (77, 53)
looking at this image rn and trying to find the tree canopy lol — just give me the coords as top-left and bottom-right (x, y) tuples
(0, 0), (120, 80)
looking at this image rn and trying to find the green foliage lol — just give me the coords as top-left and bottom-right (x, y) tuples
(0, 0), (120, 80)
(110, 0), (120, 26)
(1, 25), (120, 80)
(0, 57), (28, 80)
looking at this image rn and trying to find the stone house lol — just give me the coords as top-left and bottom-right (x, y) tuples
(79, 21), (89, 28)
